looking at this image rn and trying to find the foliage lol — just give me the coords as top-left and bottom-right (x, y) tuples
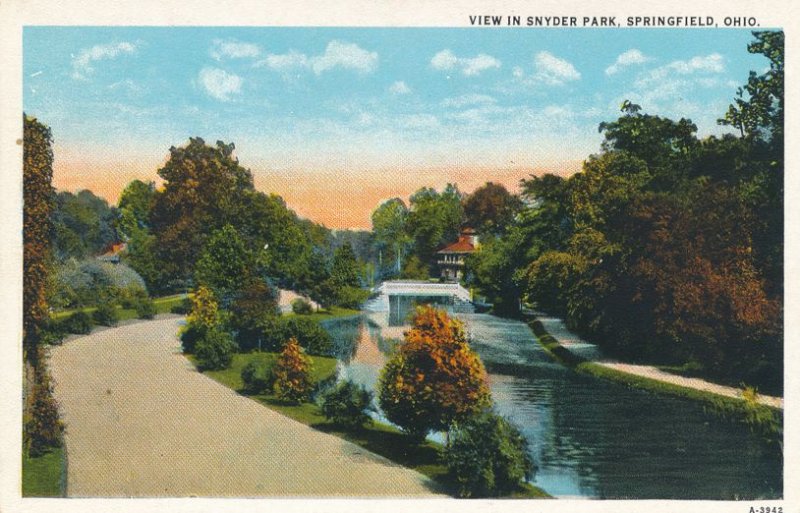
(371, 198), (412, 275)
(52, 190), (119, 262)
(25, 372), (63, 457)
(194, 328), (237, 371)
(23, 114), (55, 368)
(462, 182), (523, 235)
(291, 297), (314, 315)
(135, 297), (157, 319)
(272, 338), (314, 403)
(194, 224), (255, 306)
(258, 316), (333, 355)
(334, 286), (370, 309)
(320, 380), (375, 429)
(92, 302), (119, 326)
(405, 185), (464, 268)
(51, 259), (147, 309)
(60, 311), (93, 334)
(241, 359), (274, 393)
(171, 297), (192, 314)
(187, 285), (220, 329)
(180, 323), (205, 354)
(378, 306), (492, 440)
(228, 278), (279, 350)
(444, 410), (534, 498)
(400, 255), (430, 280)
(116, 180), (156, 239)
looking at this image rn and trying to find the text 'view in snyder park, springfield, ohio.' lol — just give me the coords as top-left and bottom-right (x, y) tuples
(20, 26), (784, 501)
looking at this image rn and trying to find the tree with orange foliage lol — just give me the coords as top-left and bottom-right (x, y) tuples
(272, 337), (314, 404)
(378, 306), (492, 441)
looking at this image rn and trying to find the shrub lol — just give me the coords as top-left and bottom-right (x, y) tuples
(272, 338), (313, 403)
(259, 316), (333, 356)
(444, 410), (535, 498)
(194, 328), (237, 371)
(52, 259), (147, 309)
(229, 280), (279, 351)
(135, 297), (157, 319)
(61, 311), (93, 334)
(335, 286), (370, 309)
(180, 323), (205, 354)
(291, 297), (314, 315)
(378, 306), (492, 441)
(92, 302), (119, 326)
(170, 297), (192, 314)
(118, 286), (149, 309)
(241, 359), (273, 394)
(320, 380), (375, 429)
(25, 374), (63, 457)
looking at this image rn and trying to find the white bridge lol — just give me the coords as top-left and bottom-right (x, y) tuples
(366, 280), (474, 315)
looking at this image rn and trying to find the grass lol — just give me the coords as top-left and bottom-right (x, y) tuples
(527, 318), (783, 445)
(22, 446), (64, 497)
(283, 306), (361, 322)
(51, 293), (187, 321)
(192, 351), (549, 499)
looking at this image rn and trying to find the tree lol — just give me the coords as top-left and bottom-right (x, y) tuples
(52, 190), (120, 261)
(229, 278), (279, 351)
(320, 380), (375, 429)
(116, 179), (156, 239)
(195, 327), (237, 371)
(23, 114), (55, 368)
(462, 182), (523, 235)
(378, 306), (491, 441)
(194, 224), (255, 306)
(371, 198), (411, 274)
(405, 185), (464, 268)
(444, 410), (534, 498)
(272, 337), (314, 403)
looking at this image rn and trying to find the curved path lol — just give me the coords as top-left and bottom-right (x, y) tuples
(47, 317), (443, 497)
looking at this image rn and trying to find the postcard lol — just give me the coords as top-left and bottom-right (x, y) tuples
(0, 1), (796, 512)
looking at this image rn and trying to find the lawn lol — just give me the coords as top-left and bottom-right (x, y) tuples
(22, 446), (64, 497)
(194, 351), (549, 499)
(51, 294), (187, 321)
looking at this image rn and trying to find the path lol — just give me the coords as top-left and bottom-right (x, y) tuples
(536, 315), (783, 410)
(47, 317), (444, 497)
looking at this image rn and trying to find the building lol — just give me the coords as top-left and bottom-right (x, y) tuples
(436, 228), (479, 282)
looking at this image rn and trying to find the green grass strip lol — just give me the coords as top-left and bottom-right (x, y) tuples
(22, 446), (65, 497)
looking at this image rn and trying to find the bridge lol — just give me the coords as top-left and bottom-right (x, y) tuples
(365, 280), (475, 321)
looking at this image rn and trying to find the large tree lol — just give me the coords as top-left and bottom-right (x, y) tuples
(23, 114), (55, 368)
(462, 182), (522, 235)
(406, 184), (464, 268)
(371, 197), (411, 275)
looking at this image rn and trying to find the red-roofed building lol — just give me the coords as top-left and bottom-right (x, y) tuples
(436, 228), (479, 282)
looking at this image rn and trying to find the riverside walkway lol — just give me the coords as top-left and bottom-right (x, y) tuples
(47, 317), (443, 497)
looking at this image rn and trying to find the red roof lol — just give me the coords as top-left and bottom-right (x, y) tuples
(437, 236), (476, 254)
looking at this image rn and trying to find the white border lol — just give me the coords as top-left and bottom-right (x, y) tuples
(1, 1), (797, 512)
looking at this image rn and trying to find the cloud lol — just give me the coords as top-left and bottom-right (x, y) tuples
(605, 49), (650, 75)
(441, 94), (496, 108)
(71, 41), (137, 80)
(534, 51), (580, 85)
(198, 67), (242, 101)
(430, 49), (501, 76)
(256, 40), (378, 75)
(389, 81), (411, 95)
(210, 39), (260, 60)
(636, 53), (725, 87)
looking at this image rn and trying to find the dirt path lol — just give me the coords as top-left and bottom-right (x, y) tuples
(47, 317), (444, 497)
(536, 315), (783, 410)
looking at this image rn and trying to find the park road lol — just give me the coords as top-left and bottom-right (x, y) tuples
(47, 317), (444, 497)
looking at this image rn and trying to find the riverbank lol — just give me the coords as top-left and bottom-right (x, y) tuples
(526, 316), (783, 443)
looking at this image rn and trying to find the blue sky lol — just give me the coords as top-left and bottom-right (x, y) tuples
(23, 27), (769, 227)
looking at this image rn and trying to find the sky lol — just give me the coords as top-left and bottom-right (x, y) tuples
(23, 27), (769, 228)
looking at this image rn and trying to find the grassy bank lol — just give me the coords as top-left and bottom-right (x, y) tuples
(22, 446), (65, 497)
(52, 294), (187, 322)
(194, 351), (549, 499)
(527, 318), (782, 445)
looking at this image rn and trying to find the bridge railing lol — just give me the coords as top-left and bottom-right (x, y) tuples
(375, 280), (472, 303)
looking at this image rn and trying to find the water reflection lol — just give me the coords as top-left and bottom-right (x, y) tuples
(324, 311), (782, 499)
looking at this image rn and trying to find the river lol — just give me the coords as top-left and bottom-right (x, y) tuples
(320, 312), (782, 499)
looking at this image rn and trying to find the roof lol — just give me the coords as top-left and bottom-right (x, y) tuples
(437, 237), (476, 254)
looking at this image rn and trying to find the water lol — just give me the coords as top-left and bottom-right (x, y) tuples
(321, 311), (783, 499)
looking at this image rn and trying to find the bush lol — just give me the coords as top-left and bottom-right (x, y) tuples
(444, 410), (535, 498)
(241, 359), (273, 394)
(335, 286), (370, 309)
(320, 380), (375, 429)
(180, 323), (205, 354)
(194, 328), (237, 371)
(259, 316), (333, 356)
(272, 338), (313, 403)
(118, 286), (149, 309)
(170, 297), (192, 314)
(135, 297), (157, 319)
(25, 374), (63, 457)
(61, 311), (93, 334)
(291, 297), (314, 315)
(92, 302), (119, 326)
(52, 259), (147, 309)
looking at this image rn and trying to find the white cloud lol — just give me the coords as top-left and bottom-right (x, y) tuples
(534, 51), (581, 85)
(71, 41), (137, 80)
(441, 94), (496, 108)
(256, 40), (378, 75)
(605, 49), (650, 75)
(389, 81), (411, 95)
(512, 66), (525, 78)
(198, 67), (242, 101)
(636, 53), (725, 87)
(430, 49), (501, 76)
(210, 39), (260, 60)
